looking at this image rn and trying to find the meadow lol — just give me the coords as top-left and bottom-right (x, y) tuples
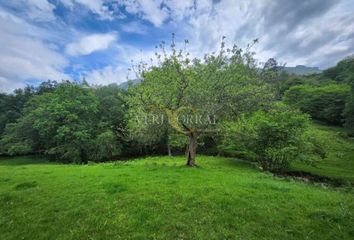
(1, 154), (353, 240)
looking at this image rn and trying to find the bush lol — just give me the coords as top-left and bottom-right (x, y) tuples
(219, 104), (325, 172)
(284, 84), (350, 125)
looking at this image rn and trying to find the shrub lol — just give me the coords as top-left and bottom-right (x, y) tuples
(219, 104), (325, 172)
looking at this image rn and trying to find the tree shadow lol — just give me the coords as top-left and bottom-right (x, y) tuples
(0, 156), (52, 166)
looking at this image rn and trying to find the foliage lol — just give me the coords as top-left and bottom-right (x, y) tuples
(322, 56), (354, 83)
(94, 84), (126, 132)
(0, 122), (36, 155)
(219, 104), (325, 172)
(0, 83), (125, 163)
(126, 37), (274, 165)
(284, 84), (350, 125)
(343, 78), (354, 135)
(0, 86), (35, 136)
(91, 130), (122, 162)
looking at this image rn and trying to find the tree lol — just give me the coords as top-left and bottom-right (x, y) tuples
(126, 36), (274, 166)
(2, 83), (95, 162)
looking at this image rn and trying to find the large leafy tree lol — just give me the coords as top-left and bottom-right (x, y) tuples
(1, 83), (122, 163)
(127, 37), (274, 166)
(8, 83), (98, 162)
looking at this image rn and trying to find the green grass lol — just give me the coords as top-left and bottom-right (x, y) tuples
(0, 155), (353, 239)
(291, 123), (354, 185)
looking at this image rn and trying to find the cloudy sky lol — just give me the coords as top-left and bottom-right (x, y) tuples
(0, 0), (353, 92)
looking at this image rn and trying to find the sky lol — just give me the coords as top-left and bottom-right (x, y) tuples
(0, 0), (354, 93)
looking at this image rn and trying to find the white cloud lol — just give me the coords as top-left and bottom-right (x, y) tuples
(0, 9), (69, 92)
(122, 0), (168, 27)
(163, 0), (354, 68)
(121, 21), (148, 34)
(60, 0), (118, 20)
(1, 0), (354, 92)
(65, 33), (117, 56)
(3, 0), (56, 21)
(85, 65), (127, 85)
(117, 0), (354, 68)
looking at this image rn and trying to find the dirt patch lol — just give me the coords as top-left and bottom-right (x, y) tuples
(275, 171), (346, 187)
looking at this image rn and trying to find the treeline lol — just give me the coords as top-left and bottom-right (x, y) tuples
(0, 43), (353, 171)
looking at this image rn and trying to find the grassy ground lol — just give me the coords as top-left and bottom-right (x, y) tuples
(0, 155), (353, 239)
(291, 123), (354, 185)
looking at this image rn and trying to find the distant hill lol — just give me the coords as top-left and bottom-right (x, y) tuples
(283, 65), (322, 75)
(118, 79), (141, 90)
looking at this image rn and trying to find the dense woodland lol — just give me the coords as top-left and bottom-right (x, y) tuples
(1, 41), (353, 172)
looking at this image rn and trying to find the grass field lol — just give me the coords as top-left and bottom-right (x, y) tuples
(291, 123), (354, 185)
(0, 155), (353, 240)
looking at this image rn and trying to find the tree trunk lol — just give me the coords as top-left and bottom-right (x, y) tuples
(166, 130), (172, 156)
(186, 132), (197, 166)
(167, 144), (172, 157)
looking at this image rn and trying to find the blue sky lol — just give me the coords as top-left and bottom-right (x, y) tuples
(0, 0), (354, 92)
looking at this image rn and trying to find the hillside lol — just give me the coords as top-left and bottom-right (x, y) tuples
(283, 65), (322, 75)
(0, 155), (353, 240)
(291, 123), (354, 185)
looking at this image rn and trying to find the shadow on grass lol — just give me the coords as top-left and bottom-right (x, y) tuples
(14, 181), (38, 190)
(215, 157), (257, 170)
(0, 156), (52, 166)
